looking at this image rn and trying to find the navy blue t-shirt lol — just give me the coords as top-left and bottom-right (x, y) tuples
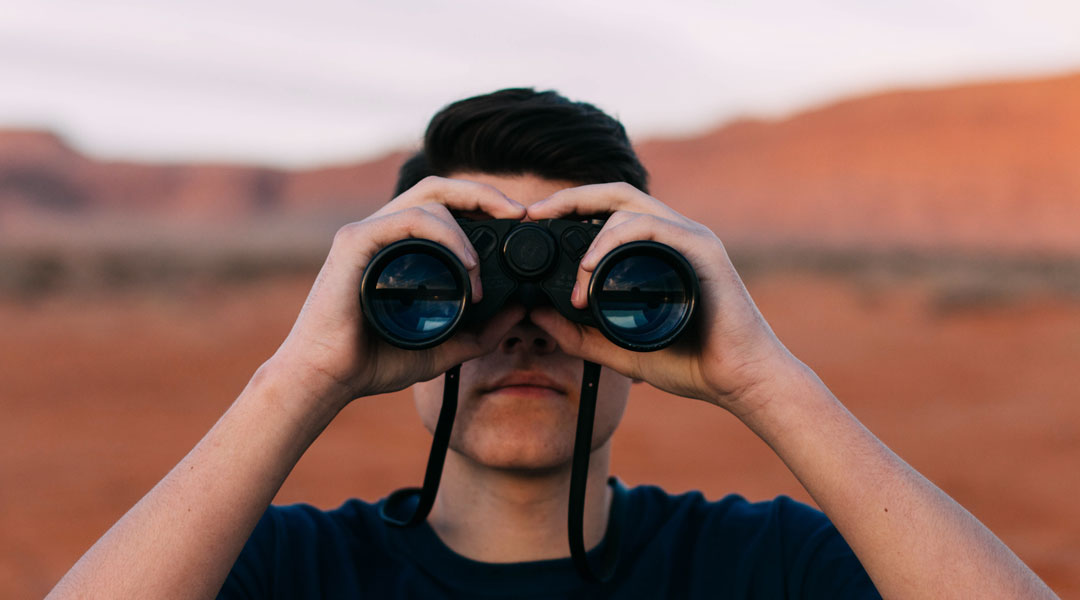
(219, 479), (879, 598)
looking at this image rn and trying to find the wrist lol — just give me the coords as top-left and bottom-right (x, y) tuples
(711, 350), (817, 423)
(248, 355), (355, 428)
(729, 357), (835, 438)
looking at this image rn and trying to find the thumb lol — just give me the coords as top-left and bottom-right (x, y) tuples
(433, 305), (527, 369)
(530, 307), (639, 376)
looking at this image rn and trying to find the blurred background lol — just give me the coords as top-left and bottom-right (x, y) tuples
(2, 0), (1079, 596)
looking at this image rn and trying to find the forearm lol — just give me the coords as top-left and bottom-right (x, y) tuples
(738, 359), (1057, 599)
(48, 360), (346, 600)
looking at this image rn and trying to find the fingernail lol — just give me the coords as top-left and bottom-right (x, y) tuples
(571, 282), (581, 305)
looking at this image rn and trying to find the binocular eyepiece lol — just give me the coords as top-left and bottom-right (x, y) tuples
(360, 218), (699, 352)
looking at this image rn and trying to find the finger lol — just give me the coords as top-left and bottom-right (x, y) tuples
(385, 176), (527, 220)
(581, 213), (692, 271)
(526, 182), (679, 221)
(415, 201), (481, 270)
(529, 307), (641, 377)
(577, 208), (636, 255)
(593, 208), (638, 230)
(358, 293), (527, 390)
(411, 201), (512, 303)
(335, 208), (484, 301)
(564, 209), (637, 307)
(433, 304), (527, 369)
(568, 213), (690, 309)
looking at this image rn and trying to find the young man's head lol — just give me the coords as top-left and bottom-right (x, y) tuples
(402, 89), (648, 473)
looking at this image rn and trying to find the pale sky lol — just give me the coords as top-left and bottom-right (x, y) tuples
(1, 0), (1079, 167)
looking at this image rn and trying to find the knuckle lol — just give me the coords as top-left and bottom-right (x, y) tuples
(408, 211), (441, 234)
(608, 214), (641, 233)
(422, 201), (453, 218)
(475, 183), (509, 204)
(377, 207), (437, 239)
(407, 175), (451, 199)
(471, 179), (498, 193)
(545, 187), (573, 203)
(332, 221), (364, 245)
(417, 175), (446, 191)
(403, 206), (430, 220)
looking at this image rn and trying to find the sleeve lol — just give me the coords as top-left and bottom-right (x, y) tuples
(774, 496), (881, 599)
(216, 508), (279, 600)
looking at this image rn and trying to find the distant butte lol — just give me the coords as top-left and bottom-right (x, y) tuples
(2, 72), (1079, 253)
(637, 72), (1080, 254)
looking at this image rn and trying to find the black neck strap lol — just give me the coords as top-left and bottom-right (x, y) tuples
(379, 361), (622, 583)
(379, 364), (460, 526)
(567, 360), (622, 582)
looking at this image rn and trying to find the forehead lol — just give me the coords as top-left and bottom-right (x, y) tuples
(447, 172), (578, 208)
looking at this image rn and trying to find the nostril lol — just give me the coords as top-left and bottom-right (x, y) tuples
(499, 331), (555, 354)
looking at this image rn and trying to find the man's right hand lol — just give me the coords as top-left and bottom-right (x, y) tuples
(266, 176), (529, 411)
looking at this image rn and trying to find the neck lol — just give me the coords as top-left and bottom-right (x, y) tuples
(426, 441), (614, 563)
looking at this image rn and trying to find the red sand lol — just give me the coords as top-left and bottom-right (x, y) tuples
(2, 274), (1078, 597)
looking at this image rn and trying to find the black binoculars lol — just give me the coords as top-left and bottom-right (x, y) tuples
(359, 218), (700, 351)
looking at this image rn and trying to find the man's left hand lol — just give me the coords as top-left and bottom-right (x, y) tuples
(527, 182), (798, 418)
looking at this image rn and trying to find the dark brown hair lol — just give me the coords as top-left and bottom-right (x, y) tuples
(394, 88), (648, 196)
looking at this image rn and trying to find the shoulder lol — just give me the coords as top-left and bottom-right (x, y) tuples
(620, 484), (880, 598)
(252, 498), (400, 564)
(219, 499), (388, 599)
(626, 483), (826, 538)
(256, 498), (382, 538)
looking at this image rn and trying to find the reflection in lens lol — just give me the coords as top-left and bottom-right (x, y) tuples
(595, 255), (689, 347)
(369, 253), (464, 343)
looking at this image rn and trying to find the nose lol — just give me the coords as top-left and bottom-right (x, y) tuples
(499, 313), (558, 355)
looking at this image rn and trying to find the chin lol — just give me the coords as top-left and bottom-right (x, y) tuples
(412, 371), (630, 473)
(450, 397), (579, 472)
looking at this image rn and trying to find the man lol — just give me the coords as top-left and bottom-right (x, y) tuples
(50, 89), (1056, 598)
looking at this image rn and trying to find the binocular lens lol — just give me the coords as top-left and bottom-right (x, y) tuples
(362, 242), (469, 349)
(591, 243), (696, 351)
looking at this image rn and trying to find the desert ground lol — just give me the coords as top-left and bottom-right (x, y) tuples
(2, 266), (1077, 597)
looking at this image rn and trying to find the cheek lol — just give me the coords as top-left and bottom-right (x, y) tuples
(593, 368), (632, 445)
(412, 376), (444, 435)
